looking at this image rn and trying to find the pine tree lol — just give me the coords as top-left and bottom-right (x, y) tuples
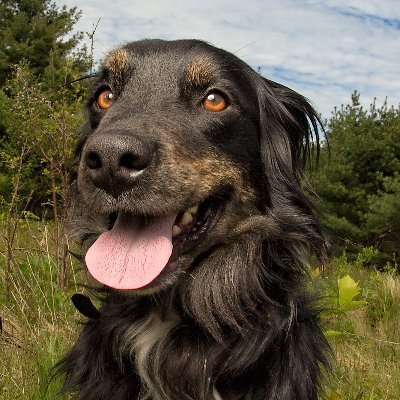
(0, 0), (89, 87)
(309, 92), (400, 264)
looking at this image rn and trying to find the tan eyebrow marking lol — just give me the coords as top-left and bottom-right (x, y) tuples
(187, 59), (216, 86)
(104, 48), (129, 75)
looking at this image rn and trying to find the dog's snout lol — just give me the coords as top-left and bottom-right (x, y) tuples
(83, 131), (154, 196)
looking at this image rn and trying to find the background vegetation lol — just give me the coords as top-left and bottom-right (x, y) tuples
(310, 94), (400, 265)
(0, 1), (399, 399)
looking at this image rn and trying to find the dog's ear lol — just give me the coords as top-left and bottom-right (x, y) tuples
(255, 78), (329, 259)
(256, 78), (321, 193)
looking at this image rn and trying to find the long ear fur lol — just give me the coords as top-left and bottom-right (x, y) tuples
(258, 79), (321, 179)
(255, 78), (326, 258)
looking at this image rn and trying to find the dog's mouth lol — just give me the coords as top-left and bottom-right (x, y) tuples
(85, 197), (220, 290)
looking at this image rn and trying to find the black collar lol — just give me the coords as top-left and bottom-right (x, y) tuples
(71, 293), (100, 319)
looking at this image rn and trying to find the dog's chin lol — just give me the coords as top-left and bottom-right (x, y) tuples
(90, 194), (225, 296)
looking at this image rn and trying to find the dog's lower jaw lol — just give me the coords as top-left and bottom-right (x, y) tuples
(90, 192), (253, 296)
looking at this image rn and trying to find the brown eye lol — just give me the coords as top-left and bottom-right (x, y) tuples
(202, 92), (227, 112)
(96, 89), (114, 110)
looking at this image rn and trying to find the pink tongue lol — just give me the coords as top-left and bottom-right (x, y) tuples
(85, 213), (176, 289)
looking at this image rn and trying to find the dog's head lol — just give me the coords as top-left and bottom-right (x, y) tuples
(75, 39), (322, 297)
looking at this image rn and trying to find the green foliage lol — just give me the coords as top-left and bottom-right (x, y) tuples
(310, 92), (400, 262)
(0, 0), (91, 217)
(0, 62), (86, 213)
(0, 221), (81, 399)
(0, 0), (90, 87)
(365, 174), (400, 253)
(319, 250), (400, 399)
(0, 1), (90, 291)
(322, 274), (367, 339)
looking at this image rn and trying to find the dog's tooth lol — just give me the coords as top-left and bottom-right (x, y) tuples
(187, 205), (198, 215)
(172, 225), (182, 237)
(181, 211), (193, 226)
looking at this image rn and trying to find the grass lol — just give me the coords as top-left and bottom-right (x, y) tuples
(0, 219), (81, 399)
(0, 220), (399, 399)
(320, 253), (400, 399)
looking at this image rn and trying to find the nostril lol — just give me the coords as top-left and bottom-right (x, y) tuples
(120, 153), (138, 169)
(119, 152), (149, 171)
(86, 152), (102, 170)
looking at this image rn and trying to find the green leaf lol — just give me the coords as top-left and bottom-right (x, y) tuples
(338, 274), (361, 308)
(344, 300), (367, 311)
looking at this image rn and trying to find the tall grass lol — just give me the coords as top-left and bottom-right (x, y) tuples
(1, 220), (399, 399)
(321, 252), (400, 399)
(0, 219), (82, 399)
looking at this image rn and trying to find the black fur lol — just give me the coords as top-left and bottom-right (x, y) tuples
(56, 39), (330, 399)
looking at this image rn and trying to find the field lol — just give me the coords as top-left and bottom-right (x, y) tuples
(1, 220), (399, 399)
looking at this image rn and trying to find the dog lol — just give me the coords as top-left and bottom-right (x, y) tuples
(57, 39), (330, 400)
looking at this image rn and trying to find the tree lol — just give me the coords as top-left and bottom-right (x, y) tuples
(0, 0), (89, 87)
(0, 61), (87, 289)
(0, 1), (93, 289)
(365, 174), (400, 256)
(0, 0), (91, 208)
(309, 92), (400, 263)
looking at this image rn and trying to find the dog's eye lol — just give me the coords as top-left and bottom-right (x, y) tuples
(202, 92), (228, 112)
(96, 89), (114, 110)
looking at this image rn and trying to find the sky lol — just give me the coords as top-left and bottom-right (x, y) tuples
(55, 0), (400, 119)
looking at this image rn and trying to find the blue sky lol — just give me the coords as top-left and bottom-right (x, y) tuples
(55, 0), (400, 119)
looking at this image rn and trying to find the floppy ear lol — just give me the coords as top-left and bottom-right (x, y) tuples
(256, 78), (321, 195)
(255, 78), (329, 259)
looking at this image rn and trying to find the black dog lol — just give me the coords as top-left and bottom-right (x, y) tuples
(57, 39), (329, 399)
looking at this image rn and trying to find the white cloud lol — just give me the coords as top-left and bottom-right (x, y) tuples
(56, 0), (400, 118)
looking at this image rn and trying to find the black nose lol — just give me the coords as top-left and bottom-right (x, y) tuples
(82, 131), (154, 197)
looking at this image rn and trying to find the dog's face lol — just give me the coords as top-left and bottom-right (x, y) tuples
(76, 39), (318, 294)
